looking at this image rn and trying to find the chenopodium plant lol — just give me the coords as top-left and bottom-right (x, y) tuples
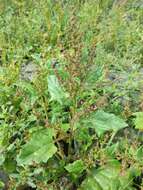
(0, 66), (141, 190)
(0, 1), (143, 189)
(0, 56), (142, 189)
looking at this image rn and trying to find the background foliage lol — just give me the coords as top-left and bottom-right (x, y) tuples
(0, 0), (143, 189)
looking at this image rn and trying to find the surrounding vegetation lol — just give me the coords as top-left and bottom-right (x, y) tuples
(0, 0), (143, 189)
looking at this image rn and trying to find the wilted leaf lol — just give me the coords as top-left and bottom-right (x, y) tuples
(65, 160), (86, 174)
(79, 110), (127, 137)
(47, 75), (69, 104)
(17, 128), (57, 165)
(134, 112), (143, 130)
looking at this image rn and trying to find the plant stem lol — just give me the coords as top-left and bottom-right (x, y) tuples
(107, 131), (117, 147)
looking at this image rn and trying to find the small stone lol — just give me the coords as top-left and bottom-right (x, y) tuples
(0, 170), (9, 190)
(20, 62), (39, 81)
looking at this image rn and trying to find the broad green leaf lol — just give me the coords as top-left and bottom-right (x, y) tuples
(75, 128), (93, 151)
(105, 142), (119, 157)
(0, 154), (5, 165)
(47, 75), (69, 104)
(3, 156), (17, 173)
(129, 167), (141, 179)
(17, 128), (57, 165)
(0, 180), (4, 188)
(85, 65), (103, 89)
(136, 146), (143, 162)
(134, 112), (143, 130)
(65, 160), (86, 174)
(79, 160), (135, 190)
(61, 123), (70, 132)
(79, 110), (127, 137)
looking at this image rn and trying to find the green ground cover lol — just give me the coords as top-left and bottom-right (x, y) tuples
(0, 0), (143, 189)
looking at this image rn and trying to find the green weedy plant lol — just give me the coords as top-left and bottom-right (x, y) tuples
(0, 0), (143, 189)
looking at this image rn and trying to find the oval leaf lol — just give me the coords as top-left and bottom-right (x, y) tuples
(47, 75), (69, 104)
(79, 110), (127, 137)
(17, 128), (57, 165)
(134, 112), (143, 130)
(79, 160), (135, 190)
(65, 160), (86, 174)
